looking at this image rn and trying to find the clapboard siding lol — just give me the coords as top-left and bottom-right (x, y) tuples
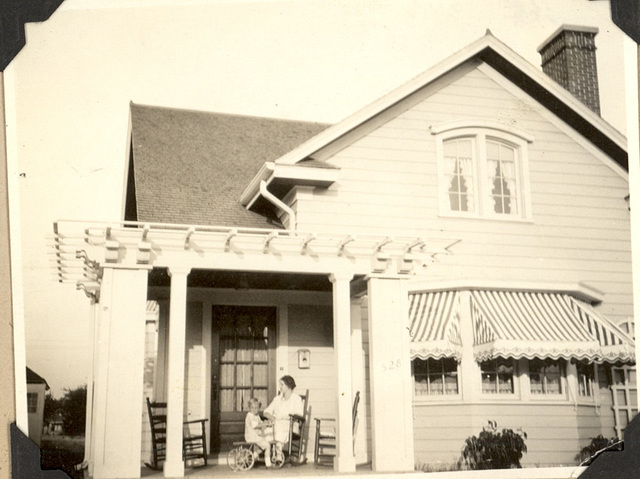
(287, 304), (335, 456)
(412, 402), (606, 467)
(293, 60), (634, 319)
(288, 63), (631, 467)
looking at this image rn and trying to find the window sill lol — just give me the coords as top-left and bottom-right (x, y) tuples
(413, 394), (462, 404)
(438, 212), (534, 224)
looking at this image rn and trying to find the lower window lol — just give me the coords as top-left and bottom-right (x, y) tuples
(530, 358), (564, 395)
(413, 357), (459, 396)
(480, 357), (515, 394)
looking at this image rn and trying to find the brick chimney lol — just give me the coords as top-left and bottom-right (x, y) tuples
(537, 25), (601, 115)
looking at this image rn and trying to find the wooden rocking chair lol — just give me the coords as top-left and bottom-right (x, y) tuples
(313, 391), (360, 466)
(286, 389), (310, 465)
(145, 398), (208, 470)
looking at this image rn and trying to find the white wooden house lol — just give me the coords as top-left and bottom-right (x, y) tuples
(55, 25), (635, 478)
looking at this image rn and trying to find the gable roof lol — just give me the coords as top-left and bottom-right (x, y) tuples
(26, 367), (49, 389)
(126, 103), (329, 228)
(270, 31), (627, 171)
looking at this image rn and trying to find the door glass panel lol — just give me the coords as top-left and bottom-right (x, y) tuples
(254, 339), (268, 362)
(220, 390), (234, 412)
(237, 339), (252, 362)
(220, 338), (235, 362)
(254, 364), (268, 387)
(220, 364), (235, 387)
(217, 307), (273, 413)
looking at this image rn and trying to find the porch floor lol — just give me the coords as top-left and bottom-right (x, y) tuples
(140, 456), (375, 479)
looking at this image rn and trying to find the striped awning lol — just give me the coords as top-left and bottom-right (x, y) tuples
(409, 291), (463, 361)
(471, 290), (634, 363)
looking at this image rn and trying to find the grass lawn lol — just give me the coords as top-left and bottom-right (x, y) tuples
(40, 435), (85, 479)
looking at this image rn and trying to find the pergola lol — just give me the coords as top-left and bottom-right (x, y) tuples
(54, 219), (458, 479)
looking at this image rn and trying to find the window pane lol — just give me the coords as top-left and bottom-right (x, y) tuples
(444, 139), (475, 213)
(530, 359), (563, 394)
(428, 374), (444, 394)
(481, 358), (514, 394)
(577, 362), (594, 397)
(27, 393), (38, 414)
(614, 369), (626, 385)
(487, 140), (518, 216)
(413, 358), (458, 396)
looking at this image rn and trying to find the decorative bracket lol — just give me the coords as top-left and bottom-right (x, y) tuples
(224, 229), (237, 252)
(338, 235), (355, 256)
(301, 233), (317, 255)
(263, 232), (277, 254)
(184, 227), (195, 250)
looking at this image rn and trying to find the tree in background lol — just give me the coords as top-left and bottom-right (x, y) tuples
(60, 386), (87, 436)
(43, 392), (62, 426)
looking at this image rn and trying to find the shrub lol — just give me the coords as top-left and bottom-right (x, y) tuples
(461, 420), (527, 470)
(576, 435), (622, 465)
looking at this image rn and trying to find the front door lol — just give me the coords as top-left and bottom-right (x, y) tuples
(211, 305), (277, 452)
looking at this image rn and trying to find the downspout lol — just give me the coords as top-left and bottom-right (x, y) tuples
(260, 180), (296, 230)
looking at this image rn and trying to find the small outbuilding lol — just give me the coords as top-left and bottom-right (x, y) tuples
(26, 367), (49, 446)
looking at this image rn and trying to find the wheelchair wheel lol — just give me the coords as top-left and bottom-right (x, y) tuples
(226, 447), (241, 471)
(235, 446), (255, 471)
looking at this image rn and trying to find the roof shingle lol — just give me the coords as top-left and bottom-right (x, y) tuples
(128, 103), (329, 228)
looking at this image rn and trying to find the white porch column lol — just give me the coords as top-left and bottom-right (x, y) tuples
(350, 297), (368, 465)
(329, 271), (356, 473)
(85, 299), (98, 477)
(164, 266), (191, 478)
(91, 267), (149, 479)
(366, 276), (414, 472)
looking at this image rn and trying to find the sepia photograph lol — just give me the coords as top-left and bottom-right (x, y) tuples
(3, 0), (639, 478)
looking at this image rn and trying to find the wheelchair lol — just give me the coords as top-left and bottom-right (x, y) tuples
(226, 441), (285, 471)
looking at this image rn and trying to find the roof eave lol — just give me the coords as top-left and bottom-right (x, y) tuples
(241, 162), (340, 211)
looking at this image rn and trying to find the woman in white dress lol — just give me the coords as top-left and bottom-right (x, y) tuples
(263, 375), (303, 453)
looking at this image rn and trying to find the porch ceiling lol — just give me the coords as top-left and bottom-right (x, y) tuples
(149, 268), (333, 291)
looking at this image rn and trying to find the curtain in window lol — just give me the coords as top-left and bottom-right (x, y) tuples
(487, 141), (518, 215)
(444, 139), (475, 212)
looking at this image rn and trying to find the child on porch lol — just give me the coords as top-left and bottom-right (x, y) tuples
(245, 398), (274, 467)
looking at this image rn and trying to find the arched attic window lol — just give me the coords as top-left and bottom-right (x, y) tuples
(432, 120), (534, 220)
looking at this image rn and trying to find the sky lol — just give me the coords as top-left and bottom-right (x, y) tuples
(5, 0), (630, 397)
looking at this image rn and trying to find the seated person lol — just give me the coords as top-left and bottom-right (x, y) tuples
(263, 375), (303, 454)
(244, 398), (273, 467)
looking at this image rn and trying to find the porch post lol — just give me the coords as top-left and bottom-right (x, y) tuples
(366, 276), (414, 472)
(85, 300), (98, 477)
(329, 271), (356, 472)
(91, 267), (149, 479)
(163, 266), (191, 478)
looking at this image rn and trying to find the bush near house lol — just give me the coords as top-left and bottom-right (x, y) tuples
(576, 435), (623, 466)
(461, 420), (527, 470)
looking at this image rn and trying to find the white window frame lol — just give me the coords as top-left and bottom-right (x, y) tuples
(433, 121), (533, 221)
(412, 357), (461, 400)
(528, 358), (566, 397)
(479, 357), (518, 397)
